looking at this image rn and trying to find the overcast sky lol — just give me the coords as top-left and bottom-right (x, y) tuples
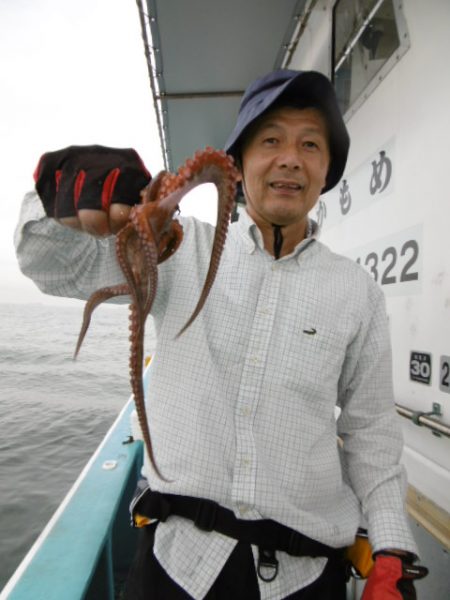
(1, 0), (216, 305)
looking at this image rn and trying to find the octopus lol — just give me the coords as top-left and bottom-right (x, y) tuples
(74, 147), (239, 479)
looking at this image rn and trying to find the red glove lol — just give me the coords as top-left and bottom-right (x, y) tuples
(33, 145), (151, 219)
(362, 553), (428, 600)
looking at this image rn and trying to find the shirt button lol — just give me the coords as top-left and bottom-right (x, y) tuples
(241, 406), (251, 417)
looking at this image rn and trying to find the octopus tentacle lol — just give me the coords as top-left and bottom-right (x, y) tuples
(74, 283), (130, 359)
(176, 151), (238, 335)
(151, 148), (238, 336)
(115, 224), (144, 307)
(125, 214), (167, 474)
(129, 206), (159, 317)
(141, 170), (168, 206)
(76, 147), (238, 479)
(128, 303), (169, 481)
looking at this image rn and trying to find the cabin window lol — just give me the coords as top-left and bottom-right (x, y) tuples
(333, 0), (409, 117)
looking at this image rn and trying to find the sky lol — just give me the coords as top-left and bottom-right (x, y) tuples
(1, 0), (216, 305)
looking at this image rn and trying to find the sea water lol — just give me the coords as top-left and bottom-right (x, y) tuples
(0, 302), (156, 588)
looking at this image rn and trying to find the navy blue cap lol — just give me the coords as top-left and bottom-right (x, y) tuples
(224, 69), (349, 193)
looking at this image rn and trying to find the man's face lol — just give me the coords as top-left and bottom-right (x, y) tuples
(239, 106), (330, 231)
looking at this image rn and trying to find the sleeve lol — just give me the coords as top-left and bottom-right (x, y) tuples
(337, 283), (418, 555)
(14, 191), (127, 302)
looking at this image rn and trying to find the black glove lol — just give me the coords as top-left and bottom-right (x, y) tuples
(33, 145), (151, 218)
(362, 551), (428, 600)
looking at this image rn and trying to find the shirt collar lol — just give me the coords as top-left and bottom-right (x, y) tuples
(236, 209), (320, 260)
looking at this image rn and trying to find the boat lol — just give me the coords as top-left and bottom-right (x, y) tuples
(2, 0), (449, 598)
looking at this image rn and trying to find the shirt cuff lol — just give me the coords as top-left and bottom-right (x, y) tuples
(368, 508), (418, 555)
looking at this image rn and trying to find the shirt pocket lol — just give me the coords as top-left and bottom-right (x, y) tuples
(281, 319), (348, 405)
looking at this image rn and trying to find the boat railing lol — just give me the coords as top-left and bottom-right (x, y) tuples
(395, 402), (450, 438)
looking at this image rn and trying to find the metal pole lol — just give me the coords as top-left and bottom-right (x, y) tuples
(395, 403), (450, 438)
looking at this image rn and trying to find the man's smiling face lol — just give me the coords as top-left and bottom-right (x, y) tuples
(239, 106), (330, 235)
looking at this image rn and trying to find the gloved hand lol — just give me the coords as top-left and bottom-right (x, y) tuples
(34, 145), (151, 236)
(361, 552), (428, 600)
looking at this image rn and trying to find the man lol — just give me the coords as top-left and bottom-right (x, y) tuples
(15, 70), (426, 599)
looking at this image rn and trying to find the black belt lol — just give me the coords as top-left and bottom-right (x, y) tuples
(135, 490), (343, 559)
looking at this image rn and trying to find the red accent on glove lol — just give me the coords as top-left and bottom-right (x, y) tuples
(33, 158), (42, 183)
(55, 170), (62, 192)
(102, 168), (120, 211)
(73, 170), (86, 209)
(362, 555), (404, 599)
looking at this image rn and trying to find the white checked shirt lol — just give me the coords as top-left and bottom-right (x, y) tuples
(15, 192), (417, 600)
